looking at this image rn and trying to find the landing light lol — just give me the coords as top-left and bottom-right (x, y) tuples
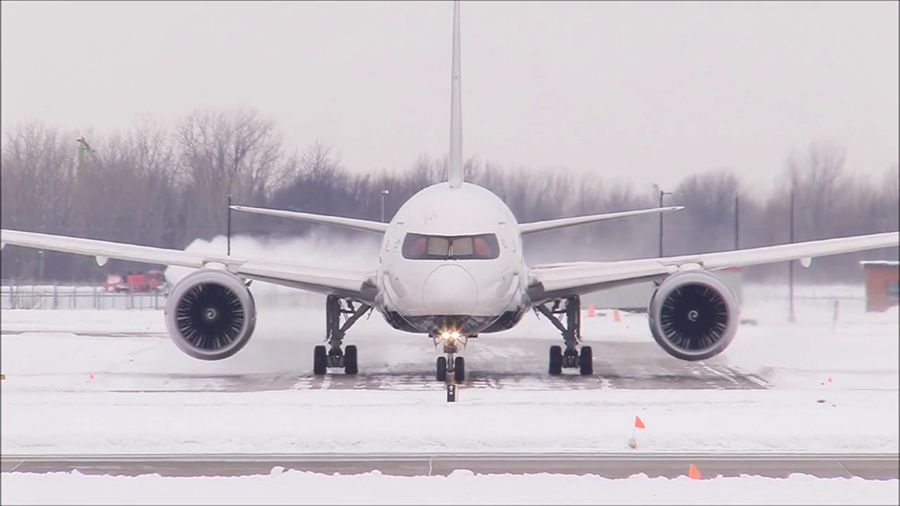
(440, 331), (460, 341)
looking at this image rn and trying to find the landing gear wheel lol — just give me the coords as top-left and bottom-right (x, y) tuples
(313, 345), (327, 376)
(344, 345), (358, 375)
(539, 296), (591, 376)
(317, 295), (372, 376)
(579, 346), (593, 376)
(549, 345), (563, 375)
(453, 356), (466, 383)
(436, 356), (448, 382)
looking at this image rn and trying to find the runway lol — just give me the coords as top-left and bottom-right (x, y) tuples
(2, 453), (897, 479)
(0, 331), (771, 392)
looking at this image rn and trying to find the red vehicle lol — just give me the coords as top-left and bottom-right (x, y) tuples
(104, 270), (167, 293)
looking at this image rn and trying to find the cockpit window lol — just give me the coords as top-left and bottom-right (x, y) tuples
(402, 233), (500, 260)
(427, 236), (450, 256)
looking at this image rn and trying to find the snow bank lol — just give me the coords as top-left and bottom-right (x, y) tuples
(2, 470), (897, 505)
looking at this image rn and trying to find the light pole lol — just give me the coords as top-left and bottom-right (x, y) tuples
(734, 193), (739, 250)
(381, 190), (390, 223)
(226, 194), (232, 256)
(788, 188), (796, 323)
(658, 189), (672, 257)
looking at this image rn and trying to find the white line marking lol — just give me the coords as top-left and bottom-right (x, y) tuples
(700, 363), (739, 385)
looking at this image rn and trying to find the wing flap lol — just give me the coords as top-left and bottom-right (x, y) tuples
(0, 229), (219, 268)
(0, 228), (376, 301)
(236, 259), (377, 300)
(528, 231), (899, 302)
(660, 231), (899, 270)
(528, 260), (673, 302)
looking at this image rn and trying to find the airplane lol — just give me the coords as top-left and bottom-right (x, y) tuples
(1, 1), (898, 384)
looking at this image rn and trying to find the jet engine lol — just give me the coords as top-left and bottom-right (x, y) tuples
(647, 269), (740, 361)
(164, 268), (257, 360)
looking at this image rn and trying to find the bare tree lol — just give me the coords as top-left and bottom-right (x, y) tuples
(671, 168), (742, 254)
(0, 124), (78, 280)
(784, 140), (847, 241)
(2, 117), (896, 284)
(174, 108), (285, 241)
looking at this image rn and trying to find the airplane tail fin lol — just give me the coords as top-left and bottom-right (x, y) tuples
(447, 0), (463, 189)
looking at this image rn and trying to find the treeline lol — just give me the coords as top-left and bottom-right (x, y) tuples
(1, 108), (897, 284)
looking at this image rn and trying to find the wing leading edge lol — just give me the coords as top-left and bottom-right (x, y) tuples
(0, 229), (378, 302)
(527, 231), (899, 304)
(518, 206), (683, 235)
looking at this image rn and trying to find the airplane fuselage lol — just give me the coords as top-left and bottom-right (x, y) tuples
(375, 182), (530, 336)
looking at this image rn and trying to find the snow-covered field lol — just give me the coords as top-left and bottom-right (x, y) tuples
(1, 282), (897, 504)
(3, 470), (898, 505)
(2, 286), (898, 455)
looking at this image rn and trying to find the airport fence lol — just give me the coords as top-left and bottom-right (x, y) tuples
(1, 282), (165, 310)
(0, 280), (325, 311)
(0, 281), (873, 325)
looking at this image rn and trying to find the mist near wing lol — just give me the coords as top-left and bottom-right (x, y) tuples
(160, 229), (397, 374)
(164, 229), (381, 310)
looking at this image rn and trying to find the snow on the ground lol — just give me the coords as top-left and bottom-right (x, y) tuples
(0, 282), (897, 456)
(3, 286), (897, 390)
(2, 470), (897, 505)
(2, 389), (897, 455)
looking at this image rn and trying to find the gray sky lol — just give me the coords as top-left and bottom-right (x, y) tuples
(2, 1), (897, 194)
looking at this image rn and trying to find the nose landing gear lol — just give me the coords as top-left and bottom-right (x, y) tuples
(433, 332), (468, 383)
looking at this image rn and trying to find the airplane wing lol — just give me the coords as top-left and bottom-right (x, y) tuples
(0, 229), (378, 303)
(527, 231), (900, 303)
(230, 205), (389, 234)
(518, 206), (682, 235)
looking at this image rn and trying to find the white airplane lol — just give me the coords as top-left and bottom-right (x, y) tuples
(1, 2), (898, 383)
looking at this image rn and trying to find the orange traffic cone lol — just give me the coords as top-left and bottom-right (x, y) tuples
(688, 463), (702, 479)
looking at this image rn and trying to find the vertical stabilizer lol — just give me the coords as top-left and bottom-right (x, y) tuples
(447, 0), (463, 189)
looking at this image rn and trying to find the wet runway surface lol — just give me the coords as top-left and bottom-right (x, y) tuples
(96, 365), (768, 393)
(3, 453), (896, 479)
(1, 331), (769, 392)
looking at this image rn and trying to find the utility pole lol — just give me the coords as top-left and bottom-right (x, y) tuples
(658, 189), (672, 257)
(38, 223), (46, 282)
(734, 194), (740, 250)
(226, 194), (232, 256)
(788, 189), (796, 323)
(381, 190), (390, 223)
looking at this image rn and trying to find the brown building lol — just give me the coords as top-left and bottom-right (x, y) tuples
(860, 261), (899, 312)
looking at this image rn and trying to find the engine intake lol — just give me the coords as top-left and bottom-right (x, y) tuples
(164, 268), (257, 360)
(647, 269), (739, 361)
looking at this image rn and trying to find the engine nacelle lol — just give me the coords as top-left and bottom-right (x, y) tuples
(647, 269), (740, 361)
(164, 268), (257, 360)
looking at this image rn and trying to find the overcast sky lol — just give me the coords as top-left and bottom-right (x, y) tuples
(2, 1), (897, 194)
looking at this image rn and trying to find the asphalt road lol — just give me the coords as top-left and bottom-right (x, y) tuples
(2, 453), (897, 480)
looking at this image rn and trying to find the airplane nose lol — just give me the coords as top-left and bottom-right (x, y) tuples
(422, 265), (478, 315)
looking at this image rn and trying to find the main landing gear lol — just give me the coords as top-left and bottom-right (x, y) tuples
(432, 332), (468, 384)
(535, 295), (593, 376)
(313, 295), (371, 376)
